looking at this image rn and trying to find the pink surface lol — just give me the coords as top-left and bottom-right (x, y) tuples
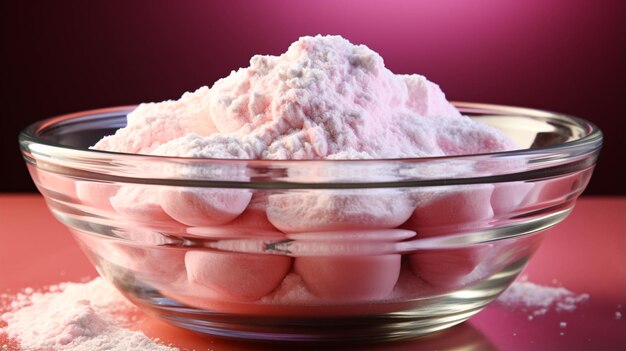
(1, 194), (624, 350)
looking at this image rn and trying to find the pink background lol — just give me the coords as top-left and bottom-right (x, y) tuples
(2, 0), (624, 194)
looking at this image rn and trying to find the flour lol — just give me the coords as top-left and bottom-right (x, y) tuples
(82, 35), (524, 306)
(497, 278), (590, 318)
(88, 35), (519, 233)
(0, 278), (176, 351)
(94, 87), (216, 154)
(93, 35), (515, 161)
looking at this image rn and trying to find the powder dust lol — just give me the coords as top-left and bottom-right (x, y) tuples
(496, 276), (590, 319)
(0, 278), (177, 351)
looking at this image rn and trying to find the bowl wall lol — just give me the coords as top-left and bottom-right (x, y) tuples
(20, 103), (601, 342)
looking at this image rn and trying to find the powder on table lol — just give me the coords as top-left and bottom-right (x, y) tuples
(496, 278), (590, 318)
(0, 278), (177, 351)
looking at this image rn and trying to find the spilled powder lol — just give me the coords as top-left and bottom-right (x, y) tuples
(0, 278), (177, 351)
(497, 277), (589, 319)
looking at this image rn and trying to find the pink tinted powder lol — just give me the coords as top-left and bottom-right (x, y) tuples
(93, 35), (516, 160)
(90, 33), (518, 239)
(0, 278), (176, 351)
(81, 35), (523, 308)
(496, 277), (590, 319)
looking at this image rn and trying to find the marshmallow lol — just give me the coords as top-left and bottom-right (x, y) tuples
(75, 229), (186, 286)
(267, 190), (416, 233)
(185, 251), (293, 301)
(186, 206), (283, 238)
(408, 247), (488, 290)
(390, 263), (434, 299)
(109, 186), (175, 223)
(287, 229), (415, 242)
(294, 255), (401, 302)
(401, 185), (495, 291)
(165, 272), (417, 317)
(150, 133), (254, 227)
(404, 185), (494, 237)
(185, 193), (278, 239)
(160, 187), (252, 227)
(491, 182), (534, 215)
(75, 181), (119, 212)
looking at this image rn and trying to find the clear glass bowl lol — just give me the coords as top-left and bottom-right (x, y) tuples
(19, 103), (602, 343)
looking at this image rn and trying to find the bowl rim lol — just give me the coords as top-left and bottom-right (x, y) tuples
(19, 102), (603, 188)
(19, 102), (603, 163)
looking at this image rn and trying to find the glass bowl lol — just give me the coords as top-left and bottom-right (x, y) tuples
(19, 103), (602, 343)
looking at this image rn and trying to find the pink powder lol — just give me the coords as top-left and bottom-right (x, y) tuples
(0, 278), (176, 351)
(93, 87), (216, 154)
(93, 35), (516, 160)
(496, 277), (590, 318)
(83, 35), (523, 306)
(90, 36), (518, 230)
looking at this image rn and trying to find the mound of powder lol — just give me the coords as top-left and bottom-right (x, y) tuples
(88, 35), (519, 237)
(496, 278), (590, 319)
(94, 87), (216, 154)
(0, 278), (176, 351)
(83, 35), (523, 305)
(93, 35), (516, 160)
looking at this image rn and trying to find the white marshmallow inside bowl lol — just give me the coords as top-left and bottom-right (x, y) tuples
(150, 133), (253, 227)
(400, 185), (495, 291)
(287, 229), (410, 302)
(185, 250), (293, 302)
(110, 186), (176, 223)
(264, 150), (420, 234)
(160, 187), (252, 226)
(408, 247), (488, 289)
(294, 255), (401, 302)
(491, 182), (534, 215)
(75, 181), (120, 212)
(76, 229), (186, 286)
(287, 228), (415, 242)
(267, 189), (416, 233)
(186, 193), (286, 239)
(404, 184), (494, 236)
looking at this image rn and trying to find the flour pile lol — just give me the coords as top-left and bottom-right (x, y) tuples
(77, 35), (525, 307)
(497, 278), (590, 319)
(0, 278), (176, 351)
(93, 35), (515, 160)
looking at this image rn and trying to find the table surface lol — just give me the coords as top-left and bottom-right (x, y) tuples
(1, 195), (624, 351)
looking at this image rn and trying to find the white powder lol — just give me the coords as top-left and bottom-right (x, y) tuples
(0, 278), (177, 351)
(497, 278), (589, 318)
(94, 87), (217, 155)
(94, 35), (515, 161)
(90, 35), (519, 235)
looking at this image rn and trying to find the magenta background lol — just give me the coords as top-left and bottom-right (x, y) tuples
(1, 0), (624, 194)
